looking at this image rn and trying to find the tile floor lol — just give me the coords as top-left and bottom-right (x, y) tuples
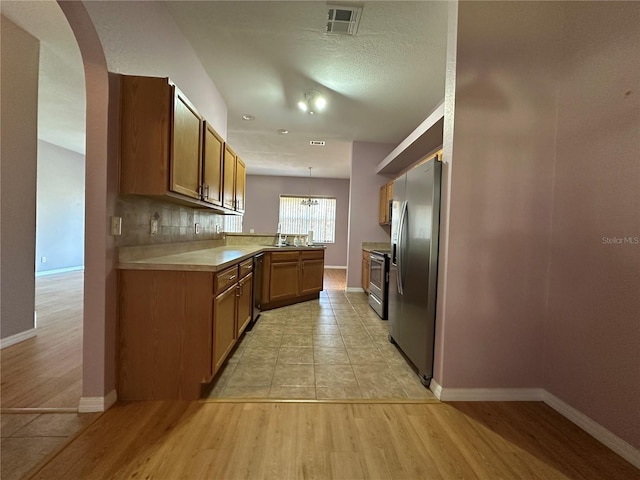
(204, 290), (437, 401)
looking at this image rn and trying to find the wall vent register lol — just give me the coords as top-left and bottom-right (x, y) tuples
(326, 6), (362, 35)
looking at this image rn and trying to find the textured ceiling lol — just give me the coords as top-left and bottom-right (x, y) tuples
(1, 1), (448, 178)
(166, 1), (448, 178)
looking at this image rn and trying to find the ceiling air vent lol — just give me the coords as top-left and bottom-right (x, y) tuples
(326, 6), (362, 36)
(310, 140), (326, 146)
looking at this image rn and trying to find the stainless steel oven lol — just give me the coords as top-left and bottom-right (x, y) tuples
(368, 250), (389, 319)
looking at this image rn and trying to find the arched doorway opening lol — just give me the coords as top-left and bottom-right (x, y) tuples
(58, 0), (117, 412)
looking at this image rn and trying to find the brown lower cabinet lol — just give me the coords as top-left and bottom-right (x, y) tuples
(118, 257), (254, 401)
(262, 249), (324, 310)
(212, 273), (237, 376)
(362, 249), (370, 293)
(236, 271), (253, 337)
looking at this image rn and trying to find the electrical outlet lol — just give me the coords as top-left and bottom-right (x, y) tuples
(110, 216), (122, 236)
(194, 223), (200, 235)
(150, 219), (158, 235)
(41, 256), (47, 263)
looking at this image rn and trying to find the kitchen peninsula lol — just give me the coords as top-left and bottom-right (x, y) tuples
(117, 238), (325, 401)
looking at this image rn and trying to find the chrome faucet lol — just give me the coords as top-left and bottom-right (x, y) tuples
(277, 223), (284, 246)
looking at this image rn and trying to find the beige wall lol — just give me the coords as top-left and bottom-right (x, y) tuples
(0, 16), (40, 339)
(346, 142), (395, 289)
(85, 1), (227, 138)
(544, 2), (640, 448)
(437, 1), (562, 388)
(437, 1), (639, 449)
(243, 174), (350, 267)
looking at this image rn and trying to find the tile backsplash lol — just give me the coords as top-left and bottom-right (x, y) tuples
(115, 195), (226, 247)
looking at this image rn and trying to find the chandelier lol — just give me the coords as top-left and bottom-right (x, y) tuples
(301, 167), (319, 206)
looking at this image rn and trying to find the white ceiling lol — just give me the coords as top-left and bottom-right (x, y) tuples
(1, 1), (448, 179)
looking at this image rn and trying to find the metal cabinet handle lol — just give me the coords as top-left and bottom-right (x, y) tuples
(397, 200), (407, 295)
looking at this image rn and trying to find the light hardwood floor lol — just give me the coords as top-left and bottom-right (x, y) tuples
(29, 400), (639, 479)
(323, 268), (346, 291)
(4, 270), (639, 479)
(1, 271), (83, 409)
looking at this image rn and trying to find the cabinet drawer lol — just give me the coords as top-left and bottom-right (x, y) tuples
(301, 249), (324, 260)
(270, 251), (300, 263)
(239, 258), (253, 278)
(214, 265), (238, 295)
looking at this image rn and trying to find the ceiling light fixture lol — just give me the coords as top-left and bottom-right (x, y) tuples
(242, 114), (255, 121)
(277, 129), (289, 134)
(301, 167), (319, 206)
(297, 90), (327, 115)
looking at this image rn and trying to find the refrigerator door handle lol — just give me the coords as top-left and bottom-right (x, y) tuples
(397, 200), (408, 295)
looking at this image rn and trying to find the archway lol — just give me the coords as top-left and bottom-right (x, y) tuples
(58, 1), (117, 412)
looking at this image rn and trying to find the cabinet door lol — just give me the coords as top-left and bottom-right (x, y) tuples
(236, 272), (253, 337)
(212, 285), (237, 374)
(202, 122), (223, 206)
(171, 87), (202, 199)
(362, 251), (370, 293)
(223, 145), (236, 210)
(120, 76), (172, 196)
(235, 157), (246, 213)
(118, 270), (213, 401)
(269, 261), (299, 301)
(379, 185), (387, 224)
(300, 258), (324, 295)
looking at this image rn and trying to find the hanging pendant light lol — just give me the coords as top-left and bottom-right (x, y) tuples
(301, 167), (319, 206)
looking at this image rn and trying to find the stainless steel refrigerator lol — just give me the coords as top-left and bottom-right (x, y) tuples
(388, 157), (442, 387)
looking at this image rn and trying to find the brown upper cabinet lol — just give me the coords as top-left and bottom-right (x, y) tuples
(235, 157), (246, 213)
(202, 122), (224, 207)
(171, 90), (203, 199)
(222, 144), (246, 213)
(119, 75), (245, 214)
(378, 181), (394, 225)
(223, 145), (236, 210)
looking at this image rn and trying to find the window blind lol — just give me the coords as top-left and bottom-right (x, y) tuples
(278, 195), (336, 243)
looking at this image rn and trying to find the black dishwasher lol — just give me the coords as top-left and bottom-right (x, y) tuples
(247, 253), (263, 330)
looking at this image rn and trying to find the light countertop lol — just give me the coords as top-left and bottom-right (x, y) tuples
(117, 244), (325, 272)
(362, 241), (391, 253)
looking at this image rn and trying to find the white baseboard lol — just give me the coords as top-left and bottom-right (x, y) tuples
(324, 265), (347, 270)
(1, 328), (37, 349)
(345, 287), (365, 293)
(429, 379), (443, 399)
(542, 390), (640, 469)
(78, 389), (117, 413)
(36, 266), (84, 277)
(431, 383), (639, 469)
(438, 387), (545, 402)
